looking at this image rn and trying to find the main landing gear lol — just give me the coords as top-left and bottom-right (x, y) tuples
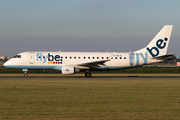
(85, 72), (92, 77)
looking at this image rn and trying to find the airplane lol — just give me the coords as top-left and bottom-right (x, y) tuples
(3, 25), (175, 77)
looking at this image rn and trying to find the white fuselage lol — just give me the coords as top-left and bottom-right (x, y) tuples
(4, 51), (162, 71)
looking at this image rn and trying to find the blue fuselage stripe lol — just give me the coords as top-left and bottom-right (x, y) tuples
(4, 65), (132, 71)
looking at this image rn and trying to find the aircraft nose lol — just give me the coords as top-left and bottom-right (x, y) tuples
(3, 60), (12, 67)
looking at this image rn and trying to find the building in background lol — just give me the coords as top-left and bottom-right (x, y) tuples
(0, 56), (6, 60)
(0, 56), (11, 64)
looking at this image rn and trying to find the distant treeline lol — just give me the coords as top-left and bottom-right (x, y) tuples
(1, 66), (180, 74)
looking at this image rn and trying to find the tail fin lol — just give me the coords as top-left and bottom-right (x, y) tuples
(134, 25), (173, 58)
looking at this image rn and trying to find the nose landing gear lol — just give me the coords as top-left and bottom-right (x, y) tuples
(23, 69), (28, 78)
(24, 74), (28, 77)
(24, 72), (28, 78)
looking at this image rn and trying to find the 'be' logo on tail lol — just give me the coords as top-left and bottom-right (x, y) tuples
(146, 37), (168, 57)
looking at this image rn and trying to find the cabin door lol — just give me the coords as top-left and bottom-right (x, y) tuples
(29, 52), (35, 64)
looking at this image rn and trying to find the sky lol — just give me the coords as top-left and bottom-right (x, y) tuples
(0, 0), (180, 57)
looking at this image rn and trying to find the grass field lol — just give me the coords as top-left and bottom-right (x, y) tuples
(0, 78), (180, 119)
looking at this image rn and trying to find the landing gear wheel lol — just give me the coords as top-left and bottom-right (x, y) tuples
(85, 72), (92, 77)
(24, 74), (28, 78)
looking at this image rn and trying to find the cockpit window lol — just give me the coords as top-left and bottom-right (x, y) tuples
(13, 55), (17, 58)
(13, 55), (21, 58)
(17, 55), (21, 58)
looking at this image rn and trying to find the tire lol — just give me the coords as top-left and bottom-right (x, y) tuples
(85, 72), (92, 77)
(24, 74), (28, 78)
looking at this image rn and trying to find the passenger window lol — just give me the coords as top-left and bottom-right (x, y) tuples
(74, 57), (76, 59)
(93, 57), (94, 59)
(65, 57), (67, 59)
(106, 57), (108, 59)
(102, 57), (104, 59)
(79, 57), (81, 59)
(115, 57), (117, 59)
(70, 57), (72, 59)
(124, 57), (126, 59)
(84, 57), (86, 59)
(88, 57), (90, 59)
(120, 57), (122, 59)
(97, 57), (99, 59)
(39, 56), (41, 58)
(61, 57), (63, 58)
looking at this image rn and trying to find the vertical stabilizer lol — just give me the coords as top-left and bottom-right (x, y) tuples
(134, 25), (173, 58)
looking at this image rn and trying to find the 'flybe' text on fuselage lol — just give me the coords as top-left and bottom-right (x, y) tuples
(36, 53), (63, 64)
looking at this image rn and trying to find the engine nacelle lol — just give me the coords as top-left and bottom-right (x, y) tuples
(62, 66), (74, 74)
(61, 66), (80, 75)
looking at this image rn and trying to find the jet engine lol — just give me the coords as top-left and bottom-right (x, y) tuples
(61, 66), (80, 75)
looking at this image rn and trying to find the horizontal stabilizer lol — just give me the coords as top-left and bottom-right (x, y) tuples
(153, 54), (176, 60)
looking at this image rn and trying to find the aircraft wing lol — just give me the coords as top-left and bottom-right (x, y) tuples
(77, 59), (110, 68)
(67, 52), (115, 68)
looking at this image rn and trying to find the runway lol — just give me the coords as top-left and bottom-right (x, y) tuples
(1, 76), (180, 79)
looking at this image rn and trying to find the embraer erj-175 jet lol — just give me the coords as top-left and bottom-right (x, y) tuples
(4, 25), (175, 77)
